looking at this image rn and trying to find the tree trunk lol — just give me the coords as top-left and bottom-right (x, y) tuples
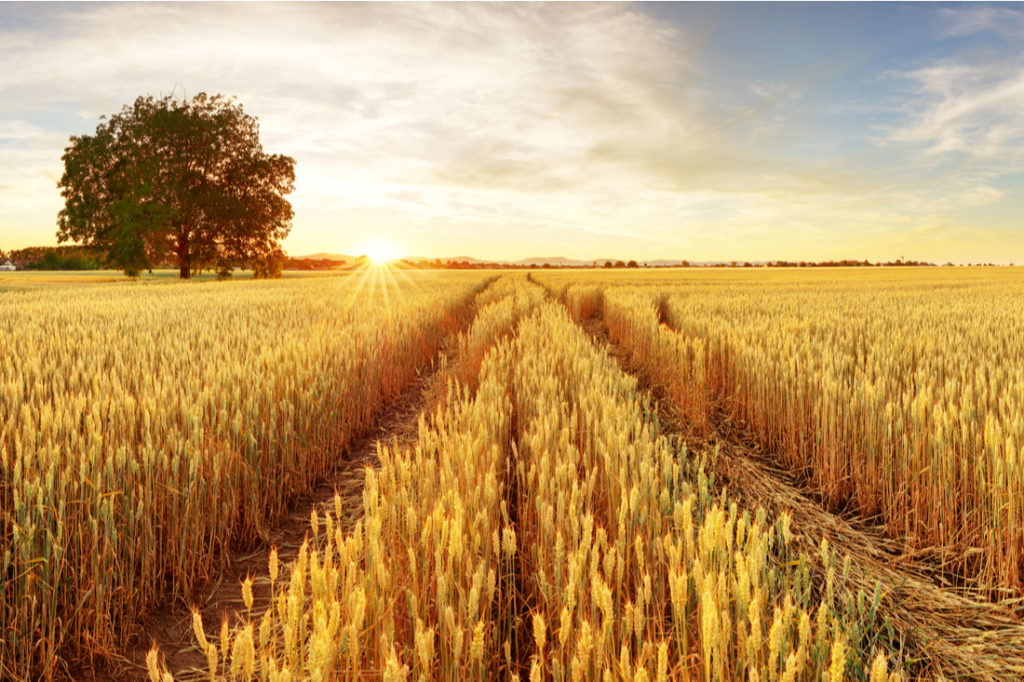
(177, 233), (191, 279)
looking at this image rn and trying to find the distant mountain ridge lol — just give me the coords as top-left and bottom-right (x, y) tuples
(516, 256), (605, 266)
(291, 254), (939, 268)
(295, 252), (356, 261)
(299, 253), (685, 266)
(294, 253), (704, 266)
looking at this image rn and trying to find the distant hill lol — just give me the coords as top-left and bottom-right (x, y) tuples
(404, 255), (611, 266)
(295, 253), (697, 267)
(295, 253), (355, 261)
(289, 252), (942, 268)
(403, 255), (487, 264)
(514, 257), (689, 267)
(515, 256), (604, 267)
(508, 257), (691, 267)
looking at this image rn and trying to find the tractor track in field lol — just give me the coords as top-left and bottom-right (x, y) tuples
(572, 301), (1024, 682)
(70, 282), (494, 682)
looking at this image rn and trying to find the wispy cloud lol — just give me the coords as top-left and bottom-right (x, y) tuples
(887, 60), (1024, 161)
(1, 3), (716, 252)
(0, 3), (1021, 262)
(938, 5), (1024, 38)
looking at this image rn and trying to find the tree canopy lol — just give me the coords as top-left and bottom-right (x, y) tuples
(57, 92), (295, 278)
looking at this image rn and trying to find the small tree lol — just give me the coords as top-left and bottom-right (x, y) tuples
(253, 246), (285, 279)
(57, 92), (295, 278)
(42, 251), (63, 270)
(626, 260), (639, 268)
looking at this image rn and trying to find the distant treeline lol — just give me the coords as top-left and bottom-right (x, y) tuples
(766, 259), (935, 267)
(283, 257), (347, 270)
(406, 259), (510, 269)
(0, 247), (353, 272)
(404, 258), (948, 270)
(3, 249), (1007, 272)
(3, 245), (108, 270)
(408, 259), (650, 269)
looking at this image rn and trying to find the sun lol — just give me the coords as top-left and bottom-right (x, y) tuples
(360, 239), (402, 265)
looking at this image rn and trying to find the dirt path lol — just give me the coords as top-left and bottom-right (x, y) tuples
(70, 295), (480, 681)
(110, 349), (450, 681)
(577, 309), (1024, 681)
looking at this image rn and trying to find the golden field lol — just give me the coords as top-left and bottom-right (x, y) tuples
(1, 270), (490, 678)
(541, 268), (1024, 594)
(4, 268), (1024, 681)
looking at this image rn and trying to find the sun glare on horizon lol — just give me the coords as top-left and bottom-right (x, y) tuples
(361, 239), (403, 265)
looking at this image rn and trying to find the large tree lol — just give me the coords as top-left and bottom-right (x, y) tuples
(57, 92), (295, 278)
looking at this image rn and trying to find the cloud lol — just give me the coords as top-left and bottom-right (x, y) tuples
(938, 6), (1024, 38)
(884, 6), (1024, 165)
(0, 3), (1020, 261)
(0, 120), (52, 142)
(886, 60), (1024, 161)
(0, 2), (729, 252)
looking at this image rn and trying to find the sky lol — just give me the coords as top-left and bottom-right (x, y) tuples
(1, 2), (1023, 264)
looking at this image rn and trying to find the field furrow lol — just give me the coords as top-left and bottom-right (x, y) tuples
(554, 280), (1024, 680)
(9, 268), (1023, 681)
(155, 286), (907, 681)
(1, 271), (493, 680)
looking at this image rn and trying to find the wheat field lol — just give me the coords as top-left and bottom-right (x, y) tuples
(4, 268), (1024, 681)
